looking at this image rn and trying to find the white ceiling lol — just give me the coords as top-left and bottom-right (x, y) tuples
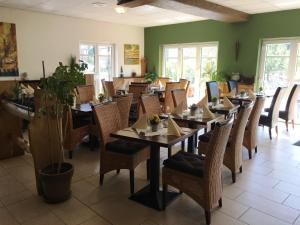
(0, 0), (300, 27)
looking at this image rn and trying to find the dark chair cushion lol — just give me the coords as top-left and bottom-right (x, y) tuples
(163, 152), (205, 177)
(72, 112), (92, 129)
(279, 110), (288, 120)
(198, 131), (213, 142)
(259, 113), (271, 126)
(106, 139), (148, 155)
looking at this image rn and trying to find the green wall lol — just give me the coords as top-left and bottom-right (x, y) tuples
(144, 9), (300, 78)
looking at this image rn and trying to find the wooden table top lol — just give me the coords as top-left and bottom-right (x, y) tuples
(159, 113), (224, 126)
(209, 104), (240, 115)
(111, 127), (198, 148)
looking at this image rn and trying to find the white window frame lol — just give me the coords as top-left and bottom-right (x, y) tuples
(162, 42), (219, 80)
(79, 42), (116, 81)
(258, 37), (300, 90)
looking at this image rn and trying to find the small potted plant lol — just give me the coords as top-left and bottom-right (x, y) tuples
(211, 96), (218, 106)
(98, 93), (105, 103)
(149, 114), (160, 132)
(189, 104), (198, 116)
(258, 87), (264, 95)
(144, 71), (158, 84)
(240, 90), (246, 97)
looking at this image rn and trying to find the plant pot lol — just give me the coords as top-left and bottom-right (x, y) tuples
(39, 162), (73, 203)
(151, 124), (159, 132)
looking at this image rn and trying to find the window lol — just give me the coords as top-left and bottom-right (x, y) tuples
(258, 38), (300, 122)
(80, 43), (114, 95)
(163, 43), (218, 101)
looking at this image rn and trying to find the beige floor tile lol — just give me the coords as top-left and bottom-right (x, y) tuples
(22, 212), (65, 225)
(6, 196), (50, 223)
(239, 208), (290, 225)
(211, 211), (246, 225)
(234, 178), (289, 203)
(239, 171), (280, 188)
(139, 220), (159, 225)
(236, 192), (299, 223)
(7, 165), (35, 185)
(0, 157), (29, 169)
(49, 197), (96, 225)
(92, 196), (156, 225)
(219, 197), (249, 219)
(0, 175), (26, 198)
(275, 181), (300, 196)
(270, 170), (300, 186)
(0, 208), (19, 225)
(79, 216), (112, 225)
(283, 195), (300, 210)
(222, 184), (244, 200)
(0, 189), (33, 206)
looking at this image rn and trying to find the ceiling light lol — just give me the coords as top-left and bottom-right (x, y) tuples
(92, 2), (107, 7)
(275, 0), (300, 7)
(115, 6), (127, 14)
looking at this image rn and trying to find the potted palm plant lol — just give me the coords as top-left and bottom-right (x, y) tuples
(35, 56), (87, 203)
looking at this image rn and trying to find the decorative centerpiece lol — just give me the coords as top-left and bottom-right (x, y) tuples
(98, 93), (105, 103)
(189, 104), (198, 116)
(149, 114), (160, 132)
(240, 90), (246, 97)
(144, 71), (158, 84)
(211, 97), (218, 106)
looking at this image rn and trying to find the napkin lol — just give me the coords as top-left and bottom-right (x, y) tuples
(227, 88), (236, 97)
(172, 102), (184, 116)
(223, 96), (235, 108)
(202, 105), (216, 119)
(20, 84), (34, 96)
(196, 95), (208, 108)
(131, 114), (148, 130)
(27, 85), (35, 94)
(167, 118), (183, 137)
(248, 89), (256, 100)
(92, 96), (99, 104)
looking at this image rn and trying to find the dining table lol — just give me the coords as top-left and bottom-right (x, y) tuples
(159, 112), (224, 150)
(111, 126), (199, 211)
(209, 104), (240, 117)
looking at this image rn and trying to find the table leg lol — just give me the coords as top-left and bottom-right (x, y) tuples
(187, 135), (195, 153)
(194, 131), (198, 149)
(129, 144), (179, 210)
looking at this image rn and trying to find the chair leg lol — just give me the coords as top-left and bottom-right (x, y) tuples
(239, 166), (243, 173)
(218, 198), (222, 208)
(285, 120), (289, 132)
(268, 128), (272, 140)
(116, 169), (120, 174)
(292, 120), (295, 129)
(168, 147), (172, 158)
(146, 159), (150, 180)
(130, 170), (134, 194)
(255, 146), (258, 153)
(162, 184), (167, 210)
(181, 140), (185, 151)
(99, 174), (104, 185)
(205, 210), (211, 225)
(231, 171), (236, 183)
(248, 150), (252, 159)
(275, 126), (278, 136)
(68, 150), (73, 159)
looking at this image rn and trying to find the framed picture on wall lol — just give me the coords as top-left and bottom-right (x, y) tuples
(0, 22), (19, 77)
(124, 44), (139, 65)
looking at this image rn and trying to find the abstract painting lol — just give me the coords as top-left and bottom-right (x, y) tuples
(124, 44), (139, 65)
(0, 22), (18, 77)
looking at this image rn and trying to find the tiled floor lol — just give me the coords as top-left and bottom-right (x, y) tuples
(1, 123), (300, 225)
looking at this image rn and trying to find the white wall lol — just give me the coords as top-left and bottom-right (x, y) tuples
(0, 7), (144, 80)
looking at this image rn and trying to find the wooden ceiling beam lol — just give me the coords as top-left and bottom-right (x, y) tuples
(117, 0), (249, 23)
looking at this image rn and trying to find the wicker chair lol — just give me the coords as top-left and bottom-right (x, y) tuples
(206, 81), (220, 102)
(179, 79), (190, 92)
(198, 103), (253, 183)
(63, 109), (91, 159)
(101, 79), (115, 98)
(163, 82), (181, 113)
(259, 87), (286, 140)
(162, 117), (234, 225)
(140, 94), (162, 115)
(76, 85), (95, 103)
(243, 96), (265, 159)
(128, 84), (149, 120)
(155, 77), (170, 88)
(279, 84), (300, 131)
(112, 94), (133, 129)
(93, 102), (150, 194)
(171, 89), (188, 110)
